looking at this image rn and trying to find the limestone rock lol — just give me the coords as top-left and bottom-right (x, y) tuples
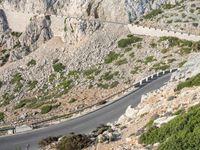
(9, 16), (52, 61)
(0, 9), (9, 33)
(154, 115), (176, 127)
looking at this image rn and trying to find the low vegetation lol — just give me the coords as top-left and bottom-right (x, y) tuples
(27, 59), (36, 66)
(115, 58), (128, 66)
(159, 36), (200, 55)
(178, 60), (187, 68)
(83, 68), (100, 77)
(39, 136), (59, 147)
(100, 71), (118, 81)
(0, 80), (3, 88)
(104, 51), (120, 64)
(92, 124), (112, 135)
(56, 133), (92, 150)
(118, 35), (143, 48)
(143, 56), (156, 64)
(27, 80), (38, 91)
(151, 62), (170, 71)
(53, 60), (65, 73)
(176, 73), (200, 91)
(140, 104), (200, 150)
(41, 105), (53, 114)
(0, 112), (4, 121)
(11, 72), (23, 84)
(68, 98), (77, 103)
(143, 9), (163, 19)
(14, 100), (27, 109)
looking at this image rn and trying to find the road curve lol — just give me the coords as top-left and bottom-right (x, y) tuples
(0, 73), (171, 150)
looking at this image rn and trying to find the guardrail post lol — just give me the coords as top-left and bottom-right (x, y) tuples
(151, 74), (154, 79)
(157, 72), (159, 76)
(146, 77), (148, 82)
(162, 71), (165, 75)
(140, 80), (143, 85)
(170, 69), (173, 73)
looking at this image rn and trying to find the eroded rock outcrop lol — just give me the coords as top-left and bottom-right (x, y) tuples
(64, 18), (102, 44)
(9, 16), (52, 61)
(3, 0), (182, 23)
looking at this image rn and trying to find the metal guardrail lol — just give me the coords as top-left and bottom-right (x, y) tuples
(0, 68), (177, 133)
(31, 69), (177, 127)
(134, 68), (177, 87)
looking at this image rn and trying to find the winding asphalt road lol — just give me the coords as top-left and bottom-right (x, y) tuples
(0, 73), (171, 150)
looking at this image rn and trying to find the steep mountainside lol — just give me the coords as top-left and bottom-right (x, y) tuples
(0, 0), (198, 133)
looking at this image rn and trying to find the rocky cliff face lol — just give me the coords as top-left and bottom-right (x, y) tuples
(3, 0), (181, 23)
(0, 9), (9, 33)
(1, 0), (183, 45)
(64, 18), (102, 44)
(0, 10), (52, 64)
(172, 53), (200, 81)
(9, 16), (52, 61)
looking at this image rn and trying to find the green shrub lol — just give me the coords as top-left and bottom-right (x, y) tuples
(0, 112), (4, 121)
(176, 73), (200, 91)
(104, 51), (120, 64)
(162, 4), (175, 9)
(27, 59), (36, 66)
(137, 43), (142, 49)
(139, 104), (200, 150)
(41, 105), (52, 114)
(49, 73), (56, 82)
(13, 41), (21, 49)
(39, 136), (59, 147)
(68, 98), (77, 103)
(150, 42), (157, 48)
(11, 73), (23, 84)
(59, 80), (73, 91)
(152, 62), (170, 71)
(83, 68), (100, 76)
(180, 47), (192, 55)
(11, 32), (22, 37)
(143, 56), (156, 64)
(118, 35), (142, 48)
(129, 52), (135, 58)
(115, 58), (128, 66)
(68, 70), (80, 78)
(92, 124), (111, 135)
(167, 58), (176, 63)
(159, 36), (193, 48)
(97, 83), (109, 89)
(26, 99), (45, 109)
(100, 71), (118, 81)
(53, 63), (65, 72)
(110, 81), (119, 88)
(124, 47), (132, 53)
(143, 9), (163, 19)
(1, 93), (14, 106)
(14, 82), (23, 92)
(161, 48), (169, 54)
(57, 133), (92, 150)
(27, 80), (38, 91)
(178, 60), (187, 68)
(14, 100), (27, 109)
(173, 108), (185, 115)
(131, 66), (141, 74)
(0, 80), (3, 88)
